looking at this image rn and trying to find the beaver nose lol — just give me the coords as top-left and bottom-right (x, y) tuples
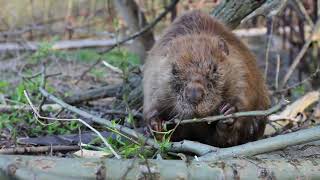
(185, 86), (204, 104)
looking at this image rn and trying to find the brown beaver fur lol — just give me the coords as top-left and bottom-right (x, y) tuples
(143, 10), (270, 147)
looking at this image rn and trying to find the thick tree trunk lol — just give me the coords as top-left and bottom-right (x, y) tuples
(211, 0), (267, 29)
(112, 0), (155, 61)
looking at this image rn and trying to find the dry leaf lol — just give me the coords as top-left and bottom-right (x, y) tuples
(265, 91), (320, 135)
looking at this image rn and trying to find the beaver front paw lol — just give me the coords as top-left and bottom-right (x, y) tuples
(144, 109), (165, 139)
(218, 102), (237, 126)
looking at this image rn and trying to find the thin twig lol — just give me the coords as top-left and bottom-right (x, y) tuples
(19, 65), (61, 80)
(275, 54), (281, 90)
(264, 17), (274, 80)
(102, 61), (123, 74)
(75, 0), (180, 83)
(294, 0), (314, 26)
(275, 65), (320, 94)
(166, 99), (289, 125)
(38, 63), (47, 115)
(75, 57), (102, 85)
(24, 90), (121, 159)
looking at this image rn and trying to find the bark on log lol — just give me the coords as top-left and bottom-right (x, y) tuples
(210, 0), (266, 29)
(0, 104), (61, 113)
(0, 155), (319, 179)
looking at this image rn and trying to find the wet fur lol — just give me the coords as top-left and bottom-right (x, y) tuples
(143, 10), (270, 147)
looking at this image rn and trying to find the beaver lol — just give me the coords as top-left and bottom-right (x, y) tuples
(143, 10), (270, 147)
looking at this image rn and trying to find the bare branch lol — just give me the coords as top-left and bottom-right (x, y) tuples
(166, 99), (289, 125)
(199, 125), (320, 161)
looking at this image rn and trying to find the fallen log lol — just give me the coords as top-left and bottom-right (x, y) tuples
(0, 38), (132, 52)
(63, 74), (141, 105)
(0, 146), (79, 155)
(0, 104), (61, 113)
(63, 84), (122, 105)
(0, 155), (319, 179)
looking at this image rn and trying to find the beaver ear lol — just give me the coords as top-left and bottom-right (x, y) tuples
(217, 38), (229, 56)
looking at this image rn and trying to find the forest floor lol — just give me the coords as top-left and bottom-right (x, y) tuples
(0, 35), (319, 160)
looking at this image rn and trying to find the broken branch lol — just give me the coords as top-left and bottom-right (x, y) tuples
(199, 125), (320, 161)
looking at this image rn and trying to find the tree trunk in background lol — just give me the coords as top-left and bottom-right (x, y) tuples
(112, 0), (155, 62)
(211, 0), (266, 29)
(171, 0), (177, 22)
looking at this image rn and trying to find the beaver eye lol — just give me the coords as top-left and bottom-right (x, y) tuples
(172, 64), (178, 76)
(212, 64), (217, 72)
(172, 81), (183, 93)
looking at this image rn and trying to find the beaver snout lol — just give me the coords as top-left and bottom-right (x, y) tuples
(184, 84), (204, 104)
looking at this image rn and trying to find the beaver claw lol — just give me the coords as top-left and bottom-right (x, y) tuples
(219, 102), (237, 125)
(145, 110), (164, 133)
(149, 118), (164, 132)
(219, 102), (236, 115)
